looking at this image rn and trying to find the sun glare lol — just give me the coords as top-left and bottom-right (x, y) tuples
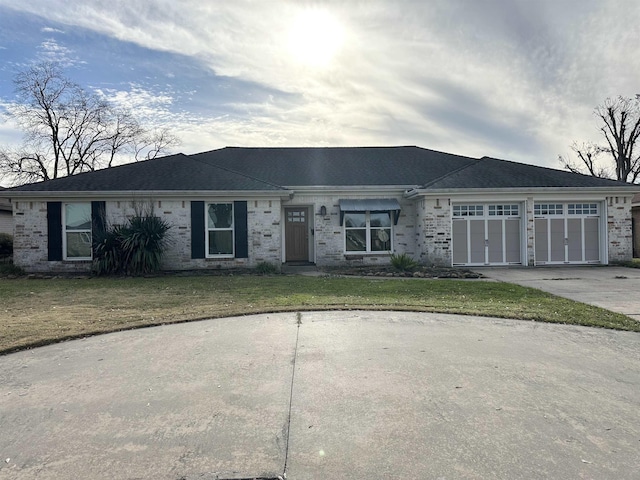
(288, 8), (344, 67)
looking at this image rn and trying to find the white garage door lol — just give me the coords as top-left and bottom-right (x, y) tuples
(534, 202), (601, 265)
(452, 204), (522, 266)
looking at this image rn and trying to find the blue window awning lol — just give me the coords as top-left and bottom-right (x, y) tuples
(338, 198), (401, 225)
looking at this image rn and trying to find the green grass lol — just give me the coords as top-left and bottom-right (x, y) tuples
(0, 275), (637, 354)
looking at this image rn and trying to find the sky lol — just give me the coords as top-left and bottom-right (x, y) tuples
(0, 0), (639, 186)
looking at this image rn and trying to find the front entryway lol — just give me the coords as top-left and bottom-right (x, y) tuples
(285, 207), (310, 262)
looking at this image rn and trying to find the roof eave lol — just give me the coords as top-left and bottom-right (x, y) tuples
(405, 185), (640, 198)
(7, 189), (294, 199)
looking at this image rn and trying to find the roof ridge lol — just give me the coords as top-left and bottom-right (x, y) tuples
(419, 157), (480, 188)
(187, 153), (286, 190)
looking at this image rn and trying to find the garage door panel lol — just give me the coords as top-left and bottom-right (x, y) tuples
(535, 219), (548, 263)
(469, 220), (485, 264)
(584, 218), (600, 262)
(487, 220), (503, 263)
(550, 219), (565, 262)
(504, 219), (521, 263)
(452, 220), (468, 264)
(567, 218), (583, 262)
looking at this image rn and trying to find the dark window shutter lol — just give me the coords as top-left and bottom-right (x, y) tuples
(47, 202), (63, 261)
(191, 201), (205, 259)
(91, 201), (106, 234)
(234, 201), (248, 258)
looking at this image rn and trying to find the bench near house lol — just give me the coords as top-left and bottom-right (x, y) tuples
(4, 146), (638, 273)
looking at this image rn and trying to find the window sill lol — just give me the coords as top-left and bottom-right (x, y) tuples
(205, 256), (235, 260)
(344, 252), (392, 258)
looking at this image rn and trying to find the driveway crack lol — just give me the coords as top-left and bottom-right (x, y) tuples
(282, 312), (302, 478)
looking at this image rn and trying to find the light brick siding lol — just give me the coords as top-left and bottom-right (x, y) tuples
(12, 194), (636, 272)
(633, 204), (640, 258)
(607, 196), (634, 262)
(13, 198), (283, 273)
(12, 200), (53, 272)
(291, 193), (416, 267)
(415, 198), (452, 266)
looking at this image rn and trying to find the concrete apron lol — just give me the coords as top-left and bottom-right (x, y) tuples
(475, 266), (640, 321)
(1, 311), (639, 480)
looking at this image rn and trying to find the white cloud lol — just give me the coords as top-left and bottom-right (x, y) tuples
(36, 38), (83, 67)
(41, 26), (64, 33)
(2, 0), (640, 169)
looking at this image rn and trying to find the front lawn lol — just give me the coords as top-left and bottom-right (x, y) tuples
(0, 275), (638, 354)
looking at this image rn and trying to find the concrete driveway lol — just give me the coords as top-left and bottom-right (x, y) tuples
(477, 266), (640, 321)
(1, 311), (639, 480)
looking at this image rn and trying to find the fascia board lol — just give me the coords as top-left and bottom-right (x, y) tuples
(405, 186), (639, 198)
(287, 185), (417, 195)
(7, 190), (294, 200)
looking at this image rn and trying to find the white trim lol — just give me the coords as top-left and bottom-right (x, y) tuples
(205, 202), (235, 258)
(8, 190), (294, 200)
(451, 201), (525, 266)
(532, 200), (603, 265)
(62, 202), (92, 261)
(343, 211), (393, 254)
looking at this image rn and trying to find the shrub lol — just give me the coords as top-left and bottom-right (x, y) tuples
(256, 261), (279, 275)
(0, 261), (24, 276)
(92, 225), (127, 275)
(93, 214), (171, 276)
(120, 215), (171, 275)
(390, 253), (418, 272)
(0, 233), (13, 257)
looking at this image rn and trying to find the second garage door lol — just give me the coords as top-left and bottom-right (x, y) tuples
(534, 202), (601, 264)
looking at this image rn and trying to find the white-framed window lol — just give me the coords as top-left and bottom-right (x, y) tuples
(453, 205), (484, 217)
(344, 211), (392, 253)
(207, 203), (234, 257)
(488, 204), (519, 216)
(63, 203), (92, 260)
(534, 204), (563, 216)
(568, 203), (598, 215)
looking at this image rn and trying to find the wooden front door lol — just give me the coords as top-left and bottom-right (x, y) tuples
(285, 207), (309, 262)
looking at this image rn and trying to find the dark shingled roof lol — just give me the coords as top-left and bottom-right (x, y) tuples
(6, 146), (635, 193)
(9, 153), (285, 192)
(422, 156), (632, 189)
(190, 146), (475, 186)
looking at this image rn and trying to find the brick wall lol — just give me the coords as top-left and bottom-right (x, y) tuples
(13, 198), (283, 273)
(415, 198), (452, 265)
(12, 200), (53, 272)
(607, 196), (634, 262)
(292, 194), (416, 267)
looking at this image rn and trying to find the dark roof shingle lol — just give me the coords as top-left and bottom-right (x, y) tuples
(5, 146), (635, 193)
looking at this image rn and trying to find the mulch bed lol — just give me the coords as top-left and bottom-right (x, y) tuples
(320, 265), (482, 279)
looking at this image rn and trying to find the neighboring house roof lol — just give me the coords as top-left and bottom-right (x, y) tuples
(4, 146), (637, 194)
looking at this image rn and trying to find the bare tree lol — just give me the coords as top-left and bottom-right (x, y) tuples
(560, 96), (640, 183)
(0, 62), (179, 185)
(559, 141), (611, 179)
